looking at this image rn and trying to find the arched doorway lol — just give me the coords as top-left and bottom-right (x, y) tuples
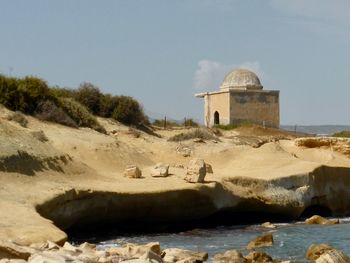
(214, 111), (220, 125)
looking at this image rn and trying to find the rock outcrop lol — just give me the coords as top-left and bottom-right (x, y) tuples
(245, 251), (274, 263)
(162, 248), (208, 263)
(213, 250), (247, 263)
(306, 244), (350, 263)
(305, 215), (339, 225)
(247, 234), (274, 250)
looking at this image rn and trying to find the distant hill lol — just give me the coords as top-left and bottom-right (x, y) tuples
(281, 125), (350, 136)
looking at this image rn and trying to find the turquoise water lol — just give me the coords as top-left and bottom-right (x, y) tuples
(96, 218), (350, 262)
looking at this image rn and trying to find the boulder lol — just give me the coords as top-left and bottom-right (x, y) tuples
(0, 259), (27, 263)
(184, 158), (206, 183)
(28, 251), (72, 263)
(205, 163), (213, 174)
(29, 241), (60, 251)
(306, 244), (335, 260)
(124, 165), (142, 178)
(79, 242), (96, 252)
(305, 215), (339, 225)
(245, 251), (273, 263)
(0, 240), (33, 260)
(151, 163), (169, 177)
(108, 242), (161, 260)
(316, 249), (350, 263)
(247, 233), (274, 250)
(261, 222), (277, 229)
(213, 249), (247, 263)
(162, 248), (208, 263)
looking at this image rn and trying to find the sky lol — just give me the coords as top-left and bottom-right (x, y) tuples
(0, 0), (349, 125)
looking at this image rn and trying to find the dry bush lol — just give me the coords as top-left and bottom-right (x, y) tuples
(60, 98), (106, 134)
(74, 82), (102, 115)
(7, 111), (28, 127)
(296, 138), (332, 148)
(168, 128), (218, 142)
(35, 100), (78, 128)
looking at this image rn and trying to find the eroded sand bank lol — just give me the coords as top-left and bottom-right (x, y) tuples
(1, 106), (350, 245)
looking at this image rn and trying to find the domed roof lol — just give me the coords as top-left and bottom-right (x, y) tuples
(220, 69), (263, 90)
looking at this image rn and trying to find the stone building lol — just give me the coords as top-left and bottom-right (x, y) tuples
(195, 68), (280, 128)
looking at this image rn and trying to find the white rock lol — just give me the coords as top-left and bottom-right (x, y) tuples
(124, 165), (142, 178)
(162, 248), (208, 263)
(184, 158), (206, 183)
(151, 163), (169, 177)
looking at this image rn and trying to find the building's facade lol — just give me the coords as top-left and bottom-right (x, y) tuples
(195, 69), (280, 128)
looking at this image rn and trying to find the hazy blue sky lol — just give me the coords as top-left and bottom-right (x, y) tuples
(1, 0), (349, 125)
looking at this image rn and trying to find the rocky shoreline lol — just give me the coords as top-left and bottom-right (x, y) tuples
(1, 108), (350, 262)
(2, 220), (350, 263)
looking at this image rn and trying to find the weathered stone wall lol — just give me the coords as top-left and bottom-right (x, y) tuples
(204, 92), (230, 126)
(229, 90), (279, 128)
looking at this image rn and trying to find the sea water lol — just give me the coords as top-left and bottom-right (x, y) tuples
(76, 218), (350, 262)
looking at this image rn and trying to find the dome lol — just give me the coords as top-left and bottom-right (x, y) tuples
(220, 69), (263, 90)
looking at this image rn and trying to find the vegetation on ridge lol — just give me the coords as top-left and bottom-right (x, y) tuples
(168, 128), (218, 142)
(333, 131), (350, 138)
(0, 74), (149, 132)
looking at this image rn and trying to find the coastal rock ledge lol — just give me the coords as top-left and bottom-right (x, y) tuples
(0, 109), (350, 246)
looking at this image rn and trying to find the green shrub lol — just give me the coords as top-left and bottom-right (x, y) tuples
(7, 111), (28, 127)
(74, 82), (102, 115)
(99, 94), (119, 118)
(111, 96), (148, 125)
(60, 98), (106, 133)
(35, 100), (78, 128)
(0, 75), (52, 114)
(168, 128), (218, 142)
(333, 131), (350, 138)
(50, 86), (76, 98)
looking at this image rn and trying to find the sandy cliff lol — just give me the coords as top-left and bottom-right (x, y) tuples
(0, 105), (350, 245)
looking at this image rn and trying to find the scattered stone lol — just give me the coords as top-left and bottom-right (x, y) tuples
(316, 249), (350, 263)
(205, 163), (213, 174)
(174, 164), (184, 169)
(193, 138), (205, 143)
(29, 241), (59, 251)
(245, 251), (273, 263)
(151, 163), (169, 177)
(139, 250), (164, 263)
(0, 240), (33, 260)
(124, 165), (142, 178)
(109, 242), (161, 260)
(0, 259), (27, 263)
(78, 242), (96, 252)
(28, 251), (72, 263)
(306, 244), (335, 260)
(305, 215), (339, 225)
(176, 146), (192, 157)
(261, 222), (277, 229)
(162, 248), (208, 263)
(247, 233), (274, 249)
(213, 249), (247, 263)
(184, 158), (207, 183)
